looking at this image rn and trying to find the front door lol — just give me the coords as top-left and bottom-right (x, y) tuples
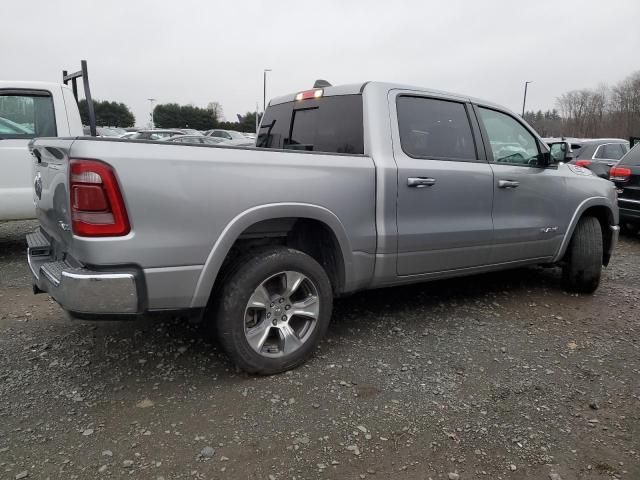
(392, 93), (494, 276)
(475, 106), (566, 263)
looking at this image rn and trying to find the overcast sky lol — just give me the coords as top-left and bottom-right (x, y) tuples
(3, 0), (639, 126)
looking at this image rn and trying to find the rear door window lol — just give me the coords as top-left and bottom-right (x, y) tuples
(396, 96), (477, 160)
(0, 91), (57, 138)
(595, 143), (626, 160)
(257, 94), (364, 154)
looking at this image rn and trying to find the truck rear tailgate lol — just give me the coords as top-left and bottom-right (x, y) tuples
(28, 138), (141, 316)
(31, 138), (75, 252)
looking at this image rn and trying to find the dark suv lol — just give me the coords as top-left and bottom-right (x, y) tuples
(546, 138), (630, 178)
(610, 143), (640, 232)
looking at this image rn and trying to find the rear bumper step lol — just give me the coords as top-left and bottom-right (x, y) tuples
(28, 229), (141, 315)
(26, 230), (51, 256)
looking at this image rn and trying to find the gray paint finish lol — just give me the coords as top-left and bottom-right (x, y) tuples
(30, 81), (619, 314)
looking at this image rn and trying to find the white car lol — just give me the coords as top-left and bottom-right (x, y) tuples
(205, 129), (254, 146)
(0, 81), (83, 221)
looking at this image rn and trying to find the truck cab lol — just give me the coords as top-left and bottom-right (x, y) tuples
(0, 81), (83, 221)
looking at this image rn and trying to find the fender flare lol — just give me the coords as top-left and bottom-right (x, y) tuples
(190, 202), (354, 308)
(552, 196), (616, 263)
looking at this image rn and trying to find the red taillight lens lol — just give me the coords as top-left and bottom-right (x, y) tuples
(610, 166), (631, 182)
(69, 159), (130, 237)
(575, 160), (592, 168)
(72, 185), (108, 211)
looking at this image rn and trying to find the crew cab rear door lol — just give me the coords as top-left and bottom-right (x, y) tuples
(390, 91), (494, 275)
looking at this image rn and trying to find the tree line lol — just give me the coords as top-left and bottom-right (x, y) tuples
(153, 103), (261, 132)
(77, 97), (260, 132)
(78, 99), (135, 127)
(524, 70), (640, 139)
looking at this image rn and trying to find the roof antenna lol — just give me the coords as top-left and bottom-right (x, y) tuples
(313, 79), (332, 88)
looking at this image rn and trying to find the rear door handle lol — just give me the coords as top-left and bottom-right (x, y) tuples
(407, 177), (436, 188)
(498, 180), (520, 189)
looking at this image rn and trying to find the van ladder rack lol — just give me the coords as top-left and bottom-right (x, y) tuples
(63, 60), (96, 136)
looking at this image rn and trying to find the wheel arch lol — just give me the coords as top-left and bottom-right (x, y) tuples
(190, 203), (354, 308)
(554, 197), (617, 265)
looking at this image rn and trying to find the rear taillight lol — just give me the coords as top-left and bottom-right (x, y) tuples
(610, 166), (631, 182)
(69, 159), (130, 237)
(575, 160), (592, 168)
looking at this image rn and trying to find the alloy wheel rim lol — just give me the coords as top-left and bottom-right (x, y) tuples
(243, 270), (320, 358)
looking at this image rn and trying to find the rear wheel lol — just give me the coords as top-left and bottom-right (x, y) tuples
(562, 216), (603, 293)
(215, 247), (333, 375)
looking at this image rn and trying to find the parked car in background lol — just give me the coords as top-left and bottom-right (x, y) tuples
(82, 126), (121, 137)
(546, 137), (629, 178)
(130, 129), (186, 140)
(0, 80), (83, 221)
(107, 127), (128, 136)
(206, 129), (254, 146)
(180, 128), (203, 136)
(119, 132), (138, 139)
(162, 135), (227, 145)
(27, 81), (619, 375)
(610, 143), (640, 233)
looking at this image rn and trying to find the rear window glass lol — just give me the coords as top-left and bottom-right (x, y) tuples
(396, 96), (476, 160)
(257, 95), (363, 154)
(0, 91), (57, 139)
(595, 143), (626, 160)
(619, 144), (640, 167)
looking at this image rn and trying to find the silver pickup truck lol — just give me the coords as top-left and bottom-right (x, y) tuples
(27, 81), (619, 374)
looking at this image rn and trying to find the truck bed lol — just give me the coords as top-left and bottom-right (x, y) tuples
(30, 137), (377, 310)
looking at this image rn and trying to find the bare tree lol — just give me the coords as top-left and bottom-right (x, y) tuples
(207, 101), (224, 122)
(554, 71), (640, 139)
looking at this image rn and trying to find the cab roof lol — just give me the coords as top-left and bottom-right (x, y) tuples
(0, 81), (69, 91)
(268, 81), (506, 111)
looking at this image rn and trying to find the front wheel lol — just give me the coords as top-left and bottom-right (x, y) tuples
(562, 216), (603, 293)
(215, 247), (333, 375)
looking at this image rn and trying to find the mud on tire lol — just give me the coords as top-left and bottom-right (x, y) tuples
(562, 216), (603, 294)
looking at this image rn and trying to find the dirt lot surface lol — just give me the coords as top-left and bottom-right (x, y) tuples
(1, 220), (638, 480)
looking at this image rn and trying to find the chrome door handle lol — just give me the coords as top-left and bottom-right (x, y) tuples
(498, 180), (520, 189)
(407, 177), (436, 188)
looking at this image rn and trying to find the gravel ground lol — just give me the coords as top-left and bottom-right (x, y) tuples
(0, 220), (638, 480)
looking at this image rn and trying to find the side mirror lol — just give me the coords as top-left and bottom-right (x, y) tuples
(547, 141), (570, 163)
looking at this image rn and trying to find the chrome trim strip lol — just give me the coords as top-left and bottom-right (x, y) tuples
(618, 197), (640, 205)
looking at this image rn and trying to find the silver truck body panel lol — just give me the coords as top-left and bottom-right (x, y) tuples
(31, 139), (376, 310)
(28, 81), (619, 317)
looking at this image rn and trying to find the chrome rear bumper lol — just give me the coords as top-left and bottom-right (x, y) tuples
(27, 230), (140, 315)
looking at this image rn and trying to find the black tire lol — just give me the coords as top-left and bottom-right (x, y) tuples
(562, 216), (603, 293)
(215, 247), (333, 375)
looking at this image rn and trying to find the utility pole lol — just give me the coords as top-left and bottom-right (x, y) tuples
(256, 102), (259, 134)
(263, 69), (272, 112)
(148, 98), (156, 128)
(522, 81), (532, 117)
